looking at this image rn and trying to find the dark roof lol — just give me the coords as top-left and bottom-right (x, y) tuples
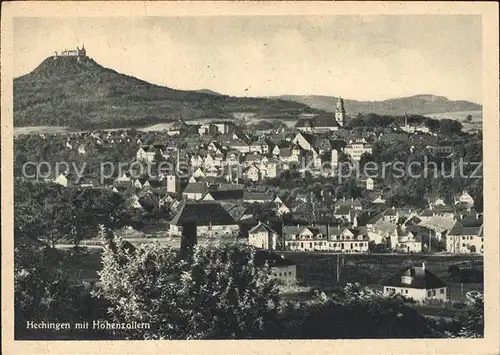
(205, 189), (244, 200)
(183, 182), (207, 194)
(314, 115), (339, 128)
(448, 221), (483, 236)
(170, 201), (236, 226)
(253, 250), (296, 267)
(295, 118), (313, 128)
(385, 265), (447, 289)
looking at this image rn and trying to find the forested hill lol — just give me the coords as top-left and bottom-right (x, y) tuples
(276, 94), (481, 116)
(14, 56), (320, 129)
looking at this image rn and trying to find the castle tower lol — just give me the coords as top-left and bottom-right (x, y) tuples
(335, 97), (346, 127)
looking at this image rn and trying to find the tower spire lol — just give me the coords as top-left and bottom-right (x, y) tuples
(335, 96), (346, 127)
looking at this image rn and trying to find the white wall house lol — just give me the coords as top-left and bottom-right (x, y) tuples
(248, 222), (278, 250)
(445, 222), (483, 254)
(383, 263), (449, 302)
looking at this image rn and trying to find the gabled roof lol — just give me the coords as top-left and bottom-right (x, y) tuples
(170, 201), (236, 226)
(295, 118), (314, 128)
(205, 189), (244, 201)
(314, 115), (340, 128)
(385, 265), (447, 289)
(448, 221), (483, 237)
(249, 221), (277, 235)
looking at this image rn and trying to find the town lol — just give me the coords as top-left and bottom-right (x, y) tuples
(12, 41), (485, 340)
(15, 95), (483, 291)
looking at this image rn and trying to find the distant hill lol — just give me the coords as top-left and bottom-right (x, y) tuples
(275, 94), (482, 117)
(14, 56), (320, 129)
(195, 89), (222, 96)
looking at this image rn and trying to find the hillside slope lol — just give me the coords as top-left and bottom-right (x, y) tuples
(14, 56), (320, 129)
(276, 94), (481, 116)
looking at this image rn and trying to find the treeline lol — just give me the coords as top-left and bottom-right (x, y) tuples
(14, 179), (130, 247)
(346, 113), (463, 134)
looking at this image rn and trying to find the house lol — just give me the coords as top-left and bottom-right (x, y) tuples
(253, 250), (297, 282)
(292, 132), (316, 152)
(383, 263), (448, 302)
(168, 201), (239, 237)
(383, 207), (400, 223)
(198, 123), (218, 136)
(284, 226), (369, 253)
(455, 191), (474, 208)
(228, 139), (250, 153)
(168, 119), (189, 136)
(391, 226), (422, 253)
(334, 205), (355, 223)
(136, 146), (157, 162)
(312, 115), (339, 133)
(248, 222), (278, 250)
(77, 144), (86, 155)
(295, 118), (314, 133)
(243, 165), (261, 182)
(182, 182), (207, 200)
(324, 228), (368, 253)
(126, 194), (144, 210)
(243, 191), (273, 204)
(202, 188), (244, 201)
(77, 177), (100, 188)
(344, 140), (372, 162)
(53, 173), (69, 187)
(284, 225), (328, 252)
(213, 121), (234, 135)
(415, 122), (430, 133)
(445, 222), (483, 254)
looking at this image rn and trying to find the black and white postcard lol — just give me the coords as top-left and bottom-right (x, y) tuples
(1, 2), (499, 354)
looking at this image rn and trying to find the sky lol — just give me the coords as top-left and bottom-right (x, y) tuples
(14, 15), (482, 103)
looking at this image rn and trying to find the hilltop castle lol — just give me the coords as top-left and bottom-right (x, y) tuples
(54, 45), (87, 58)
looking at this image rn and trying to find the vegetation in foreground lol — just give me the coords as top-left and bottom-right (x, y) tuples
(15, 235), (484, 340)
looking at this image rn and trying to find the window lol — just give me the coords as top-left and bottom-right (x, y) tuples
(289, 271), (292, 276)
(405, 290), (408, 294)
(440, 289), (444, 294)
(432, 290), (436, 296)
(427, 290), (431, 297)
(279, 273), (282, 277)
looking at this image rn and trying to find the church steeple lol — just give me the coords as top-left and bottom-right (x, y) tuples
(335, 97), (346, 127)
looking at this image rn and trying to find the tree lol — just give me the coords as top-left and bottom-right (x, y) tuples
(439, 119), (463, 134)
(279, 283), (442, 338)
(97, 237), (281, 339)
(465, 114), (473, 123)
(457, 292), (484, 338)
(15, 243), (79, 336)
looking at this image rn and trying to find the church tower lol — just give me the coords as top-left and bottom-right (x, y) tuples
(335, 97), (346, 127)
